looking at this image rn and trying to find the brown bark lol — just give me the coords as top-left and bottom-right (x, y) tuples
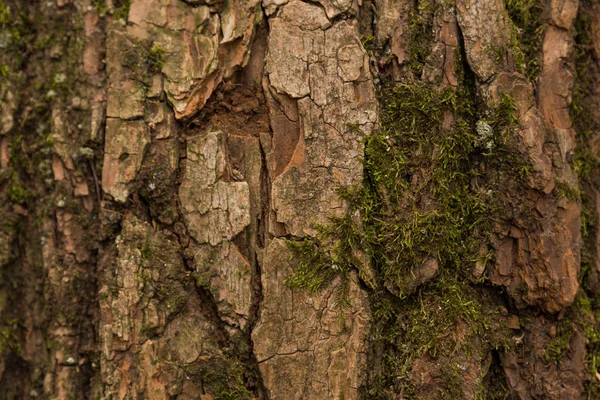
(0, 0), (599, 398)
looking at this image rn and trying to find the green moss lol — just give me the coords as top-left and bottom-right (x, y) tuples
(287, 76), (521, 397)
(365, 277), (508, 398)
(580, 196), (597, 242)
(0, 0), (8, 26)
(544, 320), (574, 362)
(540, 293), (600, 399)
(514, 163), (533, 179)
(122, 40), (167, 85)
(284, 213), (363, 310)
(113, 0), (131, 21)
(197, 357), (254, 400)
(576, 293), (600, 399)
(194, 271), (211, 289)
(408, 0), (436, 74)
(140, 242), (152, 260)
(394, 280), (486, 358)
(7, 172), (27, 204)
(0, 321), (20, 357)
(504, 0), (544, 80)
(554, 180), (581, 201)
(0, 0), (27, 63)
(486, 43), (507, 66)
(282, 1), (538, 395)
(573, 148), (599, 181)
(147, 44), (166, 73)
(93, 0), (109, 15)
(33, 33), (54, 51)
(439, 366), (464, 399)
(568, 1), (600, 372)
(571, 5), (598, 141)
(0, 62), (8, 78)
(8, 185), (25, 204)
(361, 34), (375, 55)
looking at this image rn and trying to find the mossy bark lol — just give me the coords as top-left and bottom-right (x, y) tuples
(0, 0), (599, 399)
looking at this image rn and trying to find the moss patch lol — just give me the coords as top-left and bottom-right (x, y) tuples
(504, 0), (544, 80)
(285, 54), (524, 396)
(147, 44), (166, 73)
(0, 321), (20, 357)
(199, 358), (254, 400)
(113, 0), (131, 21)
(408, 0), (436, 75)
(570, 1), (600, 397)
(122, 39), (167, 86)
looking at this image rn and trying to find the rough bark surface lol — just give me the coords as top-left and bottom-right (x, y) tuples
(1, 0), (599, 399)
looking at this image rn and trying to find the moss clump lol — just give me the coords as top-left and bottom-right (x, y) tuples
(6, 169), (29, 205)
(408, 0), (436, 75)
(286, 73), (521, 397)
(577, 294), (600, 399)
(284, 213), (363, 308)
(122, 40), (167, 86)
(544, 319), (574, 362)
(361, 34), (375, 55)
(113, 0), (131, 21)
(93, 0), (109, 15)
(573, 148), (599, 181)
(504, 0), (544, 80)
(0, 0), (7, 25)
(286, 80), (519, 295)
(366, 276), (509, 398)
(194, 357), (254, 400)
(555, 180), (581, 201)
(0, 62), (8, 78)
(282, 0), (538, 395)
(140, 242), (152, 260)
(8, 181), (26, 204)
(570, 2), (600, 397)
(146, 45), (166, 73)
(571, 3), (599, 141)
(542, 293), (600, 379)
(486, 43), (508, 66)
(0, 319), (21, 357)
(362, 84), (486, 289)
(0, 0), (28, 68)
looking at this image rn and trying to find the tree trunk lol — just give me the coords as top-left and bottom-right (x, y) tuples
(0, 0), (599, 398)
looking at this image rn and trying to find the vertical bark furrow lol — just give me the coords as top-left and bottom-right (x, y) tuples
(0, 0), (107, 397)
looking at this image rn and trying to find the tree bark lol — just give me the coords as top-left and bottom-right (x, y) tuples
(0, 0), (599, 398)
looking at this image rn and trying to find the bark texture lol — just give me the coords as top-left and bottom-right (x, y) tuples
(0, 0), (599, 398)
